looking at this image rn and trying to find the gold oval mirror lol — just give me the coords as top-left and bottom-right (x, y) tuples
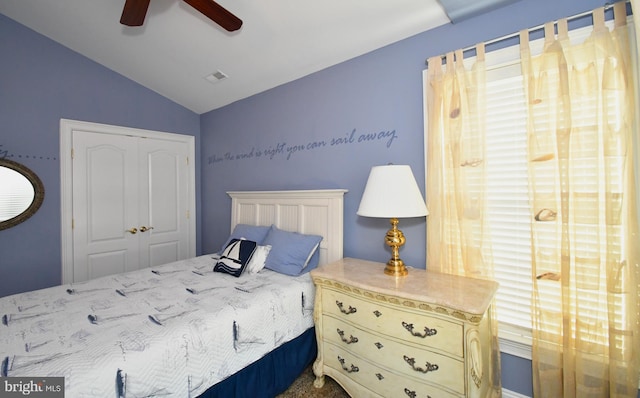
(0, 158), (45, 230)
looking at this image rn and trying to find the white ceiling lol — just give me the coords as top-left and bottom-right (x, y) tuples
(0, 0), (453, 114)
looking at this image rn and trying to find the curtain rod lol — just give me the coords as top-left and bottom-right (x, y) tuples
(424, 0), (627, 66)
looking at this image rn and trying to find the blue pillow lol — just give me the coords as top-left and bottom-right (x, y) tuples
(218, 224), (271, 254)
(214, 238), (257, 277)
(262, 226), (323, 276)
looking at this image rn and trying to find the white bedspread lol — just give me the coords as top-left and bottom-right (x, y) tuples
(0, 255), (315, 397)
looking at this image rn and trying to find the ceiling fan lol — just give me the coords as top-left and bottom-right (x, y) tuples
(120, 0), (243, 31)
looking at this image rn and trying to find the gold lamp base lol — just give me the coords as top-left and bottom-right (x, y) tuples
(384, 218), (408, 277)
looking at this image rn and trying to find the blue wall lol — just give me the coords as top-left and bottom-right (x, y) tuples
(200, 0), (606, 266)
(198, 0), (608, 396)
(2, 0), (633, 396)
(0, 14), (201, 297)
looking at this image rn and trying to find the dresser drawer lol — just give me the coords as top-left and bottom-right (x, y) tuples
(324, 342), (461, 398)
(322, 315), (465, 394)
(322, 288), (463, 357)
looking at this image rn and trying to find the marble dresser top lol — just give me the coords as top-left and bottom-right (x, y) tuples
(311, 257), (499, 318)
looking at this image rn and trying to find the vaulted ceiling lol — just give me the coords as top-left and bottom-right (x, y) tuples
(0, 0), (518, 114)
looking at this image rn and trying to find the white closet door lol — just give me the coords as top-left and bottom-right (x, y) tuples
(138, 138), (190, 268)
(70, 130), (192, 282)
(72, 131), (139, 281)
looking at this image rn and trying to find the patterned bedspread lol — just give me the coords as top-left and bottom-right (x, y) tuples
(0, 255), (315, 397)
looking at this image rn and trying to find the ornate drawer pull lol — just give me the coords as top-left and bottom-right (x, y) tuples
(335, 300), (357, 315)
(404, 388), (431, 398)
(373, 310), (382, 317)
(402, 321), (437, 338)
(337, 356), (359, 373)
(375, 373), (384, 380)
(336, 328), (359, 344)
(403, 355), (439, 374)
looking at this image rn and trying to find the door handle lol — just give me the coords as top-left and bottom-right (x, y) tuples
(126, 227), (138, 234)
(140, 226), (154, 232)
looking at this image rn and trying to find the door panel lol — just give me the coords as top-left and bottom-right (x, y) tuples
(148, 150), (179, 232)
(149, 241), (180, 268)
(88, 146), (127, 241)
(88, 250), (127, 279)
(73, 131), (138, 282)
(139, 139), (190, 268)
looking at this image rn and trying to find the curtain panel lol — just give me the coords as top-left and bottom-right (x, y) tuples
(520, 3), (639, 397)
(426, 45), (502, 397)
(425, 46), (491, 277)
(425, 2), (640, 397)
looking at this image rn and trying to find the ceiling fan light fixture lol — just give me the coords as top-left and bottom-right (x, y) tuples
(205, 70), (228, 84)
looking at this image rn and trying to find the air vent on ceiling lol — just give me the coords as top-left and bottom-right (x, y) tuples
(205, 70), (228, 84)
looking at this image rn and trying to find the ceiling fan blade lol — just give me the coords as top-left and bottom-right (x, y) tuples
(120, 0), (151, 26)
(183, 0), (243, 32)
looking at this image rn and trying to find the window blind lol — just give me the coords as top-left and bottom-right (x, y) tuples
(484, 70), (533, 334)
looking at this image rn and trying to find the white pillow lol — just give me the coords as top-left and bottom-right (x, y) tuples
(302, 242), (320, 269)
(246, 244), (272, 274)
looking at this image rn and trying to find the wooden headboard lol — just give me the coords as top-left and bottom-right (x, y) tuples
(227, 189), (347, 266)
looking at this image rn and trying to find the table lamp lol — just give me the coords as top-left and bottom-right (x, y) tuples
(357, 165), (428, 276)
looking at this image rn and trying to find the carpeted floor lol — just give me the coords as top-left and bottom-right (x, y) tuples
(276, 366), (350, 398)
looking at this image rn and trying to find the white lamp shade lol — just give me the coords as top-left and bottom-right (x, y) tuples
(357, 165), (428, 218)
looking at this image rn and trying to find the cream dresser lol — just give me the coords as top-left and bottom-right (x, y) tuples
(311, 258), (500, 398)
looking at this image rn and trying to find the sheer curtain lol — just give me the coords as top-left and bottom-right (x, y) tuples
(425, 44), (502, 397)
(425, 3), (640, 397)
(426, 46), (491, 276)
(521, 3), (639, 397)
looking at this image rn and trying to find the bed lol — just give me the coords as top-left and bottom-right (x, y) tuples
(0, 189), (347, 397)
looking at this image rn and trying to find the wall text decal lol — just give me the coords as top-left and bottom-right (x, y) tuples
(0, 145), (57, 161)
(208, 128), (398, 165)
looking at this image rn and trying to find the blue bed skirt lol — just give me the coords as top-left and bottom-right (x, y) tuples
(198, 327), (317, 398)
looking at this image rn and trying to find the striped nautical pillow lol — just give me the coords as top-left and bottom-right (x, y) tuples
(214, 238), (257, 277)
